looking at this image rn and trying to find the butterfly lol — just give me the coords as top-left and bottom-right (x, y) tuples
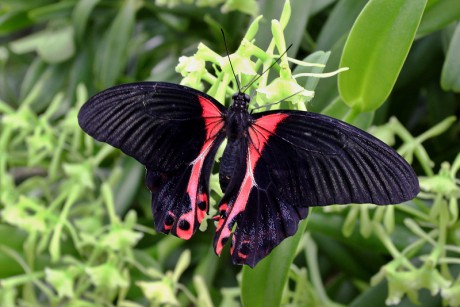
(78, 81), (419, 267)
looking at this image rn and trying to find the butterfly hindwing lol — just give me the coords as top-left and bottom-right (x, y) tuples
(213, 110), (419, 267)
(78, 82), (226, 239)
(212, 113), (309, 267)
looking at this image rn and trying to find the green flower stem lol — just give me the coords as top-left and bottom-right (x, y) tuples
(448, 197), (458, 226)
(395, 204), (431, 221)
(451, 153), (460, 177)
(102, 183), (120, 225)
(395, 116), (456, 176)
(0, 271), (45, 287)
(0, 126), (13, 150)
(433, 198), (448, 276)
(343, 107), (360, 124)
(400, 234), (434, 260)
(279, 0), (291, 29)
(49, 186), (81, 262)
(431, 258), (460, 265)
(373, 222), (415, 270)
(243, 15), (262, 40)
(383, 205), (395, 233)
(0, 245), (52, 304)
(92, 144), (115, 167)
(49, 131), (68, 181)
(20, 80), (42, 109)
(294, 69), (349, 79)
(414, 116), (457, 143)
(0, 99), (15, 114)
(176, 283), (199, 305)
(404, 218), (438, 246)
(304, 234), (343, 307)
(42, 92), (63, 121)
(24, 230), (38, 271)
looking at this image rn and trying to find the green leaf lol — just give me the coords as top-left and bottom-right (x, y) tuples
(0, 11), (34, 35)
(28, 1), (76, 22)
(417, 0), (460, 37)
(72, 0), (101, 41)
(316, 0), (368, 51)
(441, 23), (460, 92)
(37, 26), (75, 63)
(349, 280), (388, 307)
(338, 0), (427, 112)
(241, 218), (309, 307)
(95, 0), (137, 88)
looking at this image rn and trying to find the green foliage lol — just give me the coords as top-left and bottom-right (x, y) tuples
(1, 0), (460, 306)
(339, 0), (426, 113)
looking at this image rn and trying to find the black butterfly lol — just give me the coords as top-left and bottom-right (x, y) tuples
(78, 81), (419, 267)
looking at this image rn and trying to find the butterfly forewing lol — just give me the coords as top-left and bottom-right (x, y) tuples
(78, 82), (226, 239)
(251, 111), (419, 206)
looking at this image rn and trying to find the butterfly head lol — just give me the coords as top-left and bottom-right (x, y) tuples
(230, 92), (251, 111)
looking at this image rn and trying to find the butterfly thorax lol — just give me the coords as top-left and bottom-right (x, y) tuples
(225, 92), (252, 141)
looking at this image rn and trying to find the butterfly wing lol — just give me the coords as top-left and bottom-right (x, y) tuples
(78, 82), (226, 239)
(213, 110), (419, 267)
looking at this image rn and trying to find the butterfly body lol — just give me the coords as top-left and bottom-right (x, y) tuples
(78, 81), (419, 267)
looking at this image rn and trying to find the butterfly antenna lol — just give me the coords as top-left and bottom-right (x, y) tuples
(221, 29), (242, 93)
(242, 44), (293, 93)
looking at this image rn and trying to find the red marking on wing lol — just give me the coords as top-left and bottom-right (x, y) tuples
(197, 192), (208, 222)
(199, 96), (225, 140)
(248, 113), (289, 164)
(163, 211), (176, 231)
(214, 113), (288, 255)
(176, 211), (194, 239)
(175, 96), (224, 240)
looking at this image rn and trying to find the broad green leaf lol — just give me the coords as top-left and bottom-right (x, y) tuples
(0, 11), (34, 35)
(417, 0), (460, 37)
(0, 1), (50, 34)
(72, 0), (101, 41)
(316, 0), (367, 51)
(114, 158), (144, 216)
(37, 26), (75, 63)
(241, 218), (309, 307)
(338, 0), (427, 112)
(95, 0), (137, 88)
(441, 23), (460, 92)
(28, 1), (75, 22)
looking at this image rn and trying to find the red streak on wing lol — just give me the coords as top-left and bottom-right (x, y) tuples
(248, 113), (289, 167)
(214, 113), (288, 255)
(199, 96), (225, 140)
(176, 96), (224, 240)
(197, 192), (208, 221)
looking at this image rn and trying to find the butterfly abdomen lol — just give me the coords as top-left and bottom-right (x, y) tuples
(219, 138), (248, 193)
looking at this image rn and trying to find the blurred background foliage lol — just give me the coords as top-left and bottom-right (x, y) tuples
(0, 0), (460, 306)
